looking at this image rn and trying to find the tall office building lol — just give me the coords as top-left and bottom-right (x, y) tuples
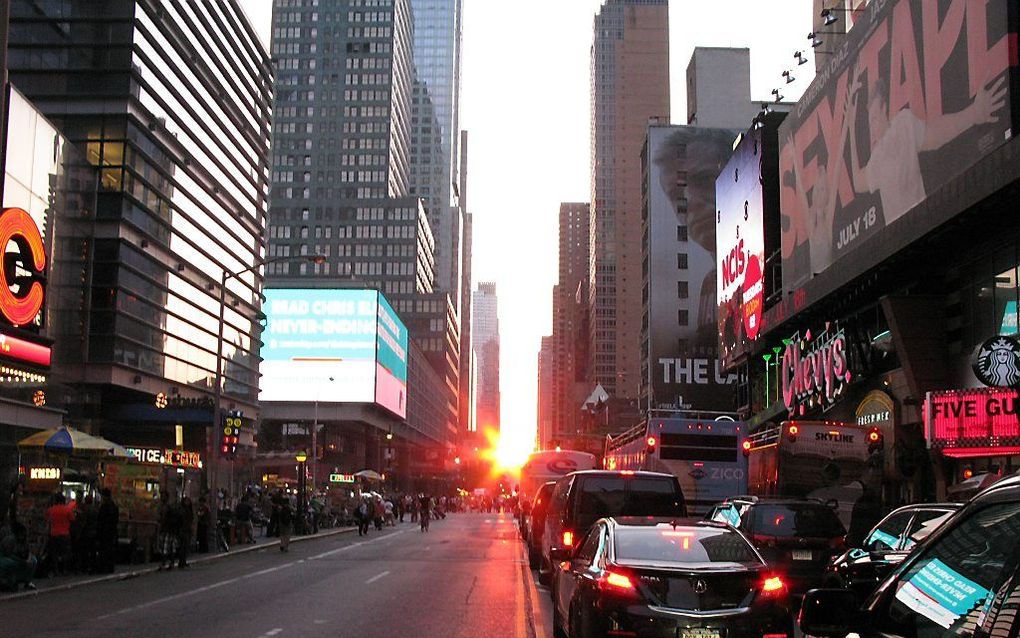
(471, 282), (500, 433)
(457, 130), (474, 438)
(589, 0), (670, 403)
(537, 336), (555, 449)
(551, 203), (590, 442)
(266, 0), (460, 459)
(408, 0), (464, 300)
(7, 0), (273, 466)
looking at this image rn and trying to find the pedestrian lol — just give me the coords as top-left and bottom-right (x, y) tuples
(383, 498), (395, 527)
(410, 496), (419, 523)
(157, 492), (181, 571)
(196, 495), (210, 553)
(95, 488), (119, 574)
(44, 493), (74, 576)
(73, 494), (98, 573)
(235, 496), (254, 544)
(0, 521), (37, 591)
(356, 498), (370, 536)
(373, 497), (385, 531)
(418, 493), (431, 533)
(178, 495), (194, 568)
(277, 497), (293, 552)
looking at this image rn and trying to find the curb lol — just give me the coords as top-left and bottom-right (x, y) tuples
(0, 526), (357, 603)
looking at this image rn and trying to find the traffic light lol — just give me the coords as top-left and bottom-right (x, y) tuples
(221, 414), (241, 459)
(646, 436), (657, 455)
(866, 426), (883, 455)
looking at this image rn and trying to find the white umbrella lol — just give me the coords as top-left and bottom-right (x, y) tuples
(354, 469), (383, 481)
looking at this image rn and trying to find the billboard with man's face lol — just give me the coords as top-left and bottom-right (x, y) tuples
(646, 126), (739, 412)
(780, 0), (1015, 291)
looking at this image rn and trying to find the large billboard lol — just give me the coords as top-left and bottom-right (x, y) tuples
(646, 126), (739, 412)
(780, 0), (1015, 290)
(716, 128), (765, 368)
(260, 289), (408, 418)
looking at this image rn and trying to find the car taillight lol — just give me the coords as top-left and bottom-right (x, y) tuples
(562, 530), (574, 547)
(601, 570), (635, 591)
(761, 575), (786, 596)
(830, 535), (846, 551)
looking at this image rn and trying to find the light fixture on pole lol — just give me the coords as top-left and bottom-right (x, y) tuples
(295, 450), (308, 535)
(208, 252), (325, 551)
(782, 70), (795, 84)
(807, 32), (824, 48)
(794, 50), (808, 66)
(821, 8), (839, 26)
(771, 88), (784, 103)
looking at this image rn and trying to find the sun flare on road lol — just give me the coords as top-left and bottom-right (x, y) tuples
(479, 427), (533, 475)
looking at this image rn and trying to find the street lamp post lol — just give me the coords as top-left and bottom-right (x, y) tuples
(208, 253), (324, 552)
(295, 450), (308, 535)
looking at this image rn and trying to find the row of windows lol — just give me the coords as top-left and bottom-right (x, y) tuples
(341, 121), (389, 133)
(273, 27), (317, 40)
(347, 27), (392, 38)
(347, 12), (392, 22)
(345, 73), (391, 86)
(346, 57), (390, 70)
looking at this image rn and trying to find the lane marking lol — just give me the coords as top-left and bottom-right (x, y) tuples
(365, 570), (391, 584)
(96, 531), (405, 620)
(260, 629), (283, 638)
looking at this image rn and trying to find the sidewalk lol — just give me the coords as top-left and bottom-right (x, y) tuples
(0, 525), (357, 603)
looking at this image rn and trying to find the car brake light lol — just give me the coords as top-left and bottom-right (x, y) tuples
(562, 530), (574, 547)
(761, 575), (786, 595)
(602, 570), (635, 591)
(762, 634), (787, 638)
(830, 535), (846, 550)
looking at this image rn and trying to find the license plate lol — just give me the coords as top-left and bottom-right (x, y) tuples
(792, 550), (813, 561)
(679, 629), (722, 638)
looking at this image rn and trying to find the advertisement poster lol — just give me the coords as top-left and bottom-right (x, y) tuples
(260, 289), (408, 418)
(646, 126), (739, 411)
(779, 0), (1014, 290)
(895, 559), (990, 629)
(716, 128), (766, 368)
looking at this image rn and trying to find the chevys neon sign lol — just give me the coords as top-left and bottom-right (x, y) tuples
(0, 207), (46, 327)
(781, 326), (851, 413)
(925, 388), (1020, 457)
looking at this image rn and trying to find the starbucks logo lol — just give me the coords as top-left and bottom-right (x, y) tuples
(973, 336), (1020, 388)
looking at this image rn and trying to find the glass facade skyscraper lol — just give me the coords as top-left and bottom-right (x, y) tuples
(7, 0), (273, 446)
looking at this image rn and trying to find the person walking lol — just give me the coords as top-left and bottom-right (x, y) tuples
(373, 498), (385, 531)
(195, 495), (210, 553)
(157, 492), (181, 571)
(277, 497), (293, 552)
(356, 498), (370, 536)
(44, 493), (74, 576)
(0, 521), (36, 591)
(383, 498), (395, 527)
(235, 496), (254, 544)
(410, 496), (418, 523)
(418, 494), (431, 532)
(95, 489), (119, 574)
(178, 495), (194, 569)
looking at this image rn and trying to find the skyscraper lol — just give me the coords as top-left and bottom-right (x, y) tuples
(537, 336), (555, 449)
(552, 203), (590, 442)
(408, 0), (464, 300)
(7, 0), (273, 481)
(472, 282), (500, 434)
(589, 0), (670, 403)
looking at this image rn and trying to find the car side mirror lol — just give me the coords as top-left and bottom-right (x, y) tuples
(550, 547), (573, 562)
(798, 589), (858, 637)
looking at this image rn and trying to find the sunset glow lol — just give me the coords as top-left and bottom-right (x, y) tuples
(478, 427), (534, 476)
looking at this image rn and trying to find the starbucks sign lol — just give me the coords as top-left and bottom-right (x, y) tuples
(973, 336), (1020, 388)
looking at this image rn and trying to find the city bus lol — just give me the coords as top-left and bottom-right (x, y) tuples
(746, 420), (881, 527)
(518, 449), (598, 504)
(604, 417), (748, 514)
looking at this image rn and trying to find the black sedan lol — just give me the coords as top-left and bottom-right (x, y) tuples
(824, 502), (959, 598)
(551, 518), (791, 638)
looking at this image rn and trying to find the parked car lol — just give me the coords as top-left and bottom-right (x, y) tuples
(525, 481), (557, 569)
(540, 470), (686, 587)
(706, 496), (846, 593)
(799, 474), (1020, 638)
(824, 503), (960, 598)
(551, 518), (792, 638)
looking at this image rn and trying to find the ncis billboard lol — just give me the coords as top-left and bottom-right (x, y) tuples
(716, 129), (766, 368)
(259, 289), (408, 418)
(780, 0), (1015, 291)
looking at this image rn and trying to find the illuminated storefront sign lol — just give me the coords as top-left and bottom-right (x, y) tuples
(972, 335), (1020, 388)
(329, 473), (355, 484)
(925, 388), (1020, 457)
(125, 447), (202, 468)
(29, 467), (61, 480)
(782, 326), (850, 414)
(0, 207), (46, 327)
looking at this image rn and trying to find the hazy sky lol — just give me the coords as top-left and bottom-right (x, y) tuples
(243, 0), (815, 453)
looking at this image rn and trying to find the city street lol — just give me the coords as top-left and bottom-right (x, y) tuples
(1, 513), (552, 638)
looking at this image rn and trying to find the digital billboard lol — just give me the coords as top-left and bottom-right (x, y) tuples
(779, 0), (1015, 291)
(716, 128), (765, 368)
(646, 126), (739, 412)
(259, 289), (408, 418)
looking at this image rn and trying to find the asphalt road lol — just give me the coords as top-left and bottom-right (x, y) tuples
(1, 512), (553, 638)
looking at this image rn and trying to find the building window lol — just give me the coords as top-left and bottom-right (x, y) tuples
(677, 225), (688, 242)
(677, 253), (688, 270)
(677, 281), (689, 299)
(678, 309), (689, 326)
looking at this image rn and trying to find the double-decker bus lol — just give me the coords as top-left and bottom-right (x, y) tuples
(604, 417), (748, 514)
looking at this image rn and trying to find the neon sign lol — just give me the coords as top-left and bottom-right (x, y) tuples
(126, 447), (202, 468)
(29, 467), (60, 480)
(0, 207), (46, 327)
(782, 326), (850, 413)
(925, 388), (1020, 457)
(329, 473), (355, 483)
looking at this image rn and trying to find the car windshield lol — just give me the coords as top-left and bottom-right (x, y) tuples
(903, 509), (956, 549)
(614, 528), (761, 566)
(752, 504), (846, 538)
(575, 477), (684, 530)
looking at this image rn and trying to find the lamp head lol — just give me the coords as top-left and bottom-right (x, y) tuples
(295, 450), (308, 463)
